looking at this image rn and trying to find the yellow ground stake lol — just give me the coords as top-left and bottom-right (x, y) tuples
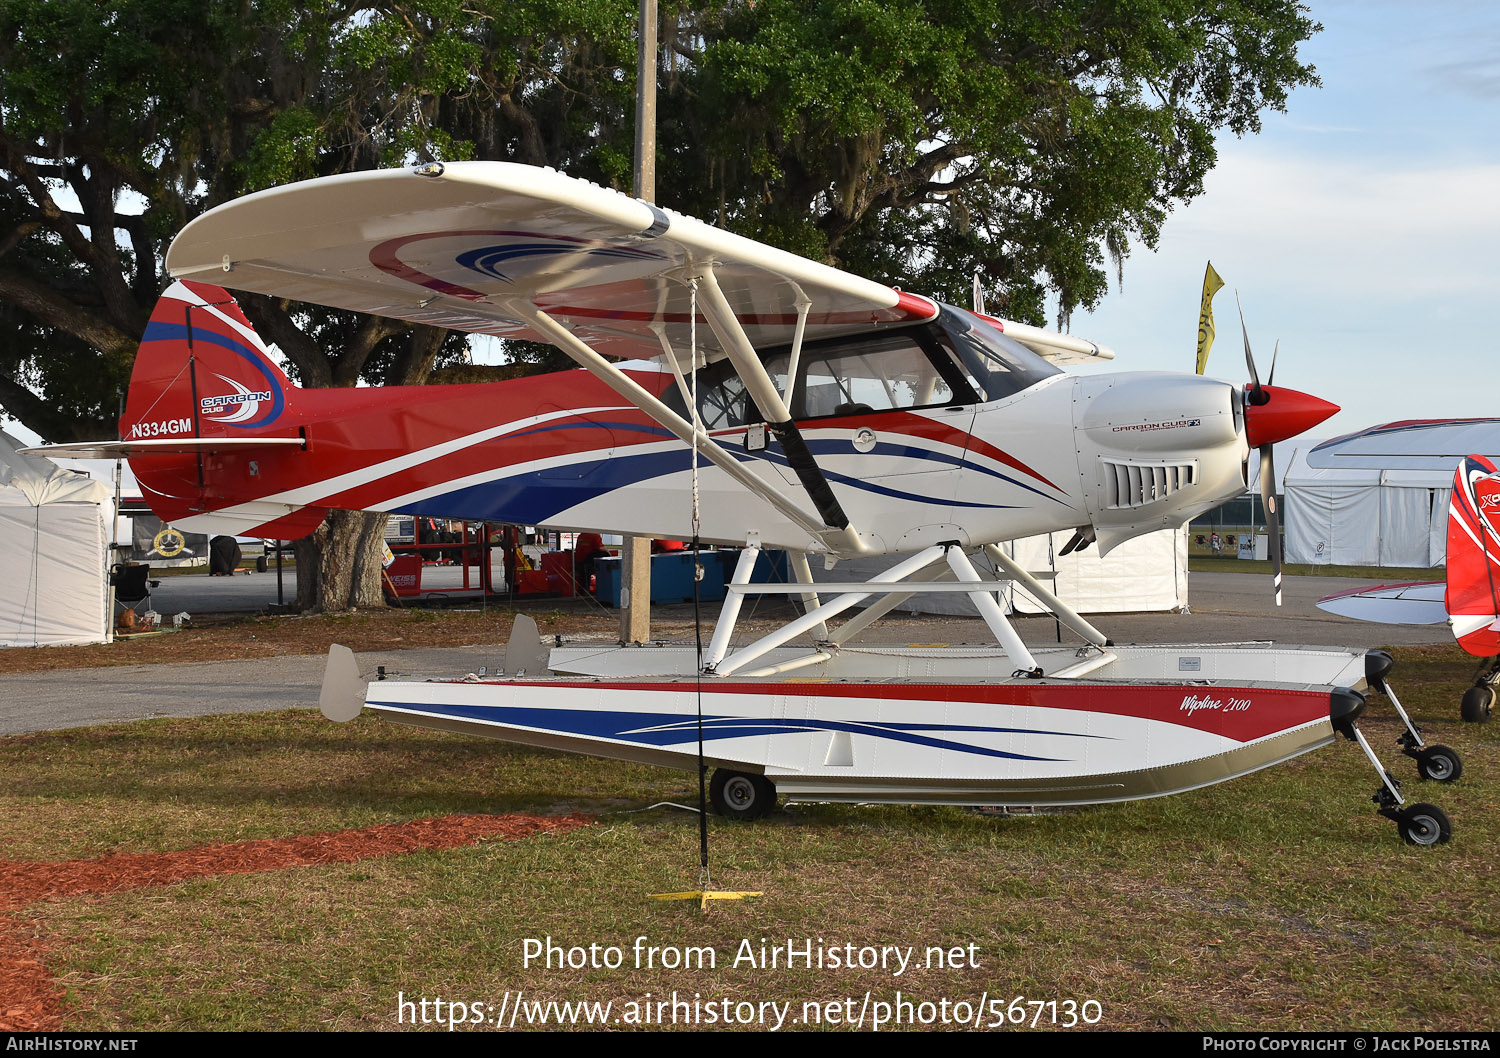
(649, 889), (763, 911)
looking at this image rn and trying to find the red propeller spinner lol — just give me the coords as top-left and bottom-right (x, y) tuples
(1244, 385), (1340, 447)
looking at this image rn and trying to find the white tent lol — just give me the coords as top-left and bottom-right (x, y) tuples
(0, 432), (114, 646)
(813, 526), (1189, 616)
(1005, 527), (1189, 614)
(1283, 420), (1500, 568)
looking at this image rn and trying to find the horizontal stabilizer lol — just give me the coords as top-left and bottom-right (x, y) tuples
(1315, 581), (1448, 625)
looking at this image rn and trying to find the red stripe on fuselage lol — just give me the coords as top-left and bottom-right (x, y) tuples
(283, 372), (670, 510)
(130, 369), (672, 524)
(853, 411), (1063, 494)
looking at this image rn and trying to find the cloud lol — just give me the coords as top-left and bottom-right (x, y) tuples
(1426, 59), (1500, 99)
(1281, 122), (1363, 134)
(1421, 27), (1500, 99)
(1059, 143), (1500, 434)
(1162, 149), (1500, 299)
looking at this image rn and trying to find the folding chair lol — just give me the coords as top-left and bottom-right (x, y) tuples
(110, 562), (160, 618)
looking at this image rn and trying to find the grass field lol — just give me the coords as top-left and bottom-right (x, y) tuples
(2, 645), (1496, 1032)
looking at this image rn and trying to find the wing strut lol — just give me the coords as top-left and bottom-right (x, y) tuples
(692, 268), (862, 548)
(509, 300), (867, 555)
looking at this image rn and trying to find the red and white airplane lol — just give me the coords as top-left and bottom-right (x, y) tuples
(31, 162), (1455, 842)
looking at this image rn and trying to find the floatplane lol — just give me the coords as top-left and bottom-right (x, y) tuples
(31, 162), (1459, 842)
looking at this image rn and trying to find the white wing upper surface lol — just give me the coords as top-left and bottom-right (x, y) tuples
(168, 162), (932, 363)
(167, 162), (1110, 366)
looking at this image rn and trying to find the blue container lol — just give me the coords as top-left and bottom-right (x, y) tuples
(712, 548), (789, 590)
(594, 550), (728, 607)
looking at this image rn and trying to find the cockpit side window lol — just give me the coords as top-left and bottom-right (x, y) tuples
(658, 318), (1004, 428)
(789, 328), (977, 420)
(659, 358), (786, 431)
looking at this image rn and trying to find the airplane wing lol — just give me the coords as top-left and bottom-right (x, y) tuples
(1306, 419), (1500, 472)
(167, 161), (1108, 367)
(167, 161), (935, 364)
(164, 162), (1110, 553)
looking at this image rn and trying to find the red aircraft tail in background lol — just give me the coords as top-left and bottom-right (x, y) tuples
(1445, 454), (1500, 657)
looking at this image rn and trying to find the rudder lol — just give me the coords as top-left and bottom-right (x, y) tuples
(121, 280), (295, 441)
(1446, 454), (1500, 656)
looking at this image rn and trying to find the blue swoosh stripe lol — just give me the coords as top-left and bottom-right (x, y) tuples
(796, 439), (1056, 502)
(750, 444), (1015, 510)
(391, 446), (1011, 525)
(141, 320), (285, 428)
(367, 701), (1097, 762)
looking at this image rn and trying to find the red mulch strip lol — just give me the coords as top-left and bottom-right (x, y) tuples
(0, 813), (593, 1032)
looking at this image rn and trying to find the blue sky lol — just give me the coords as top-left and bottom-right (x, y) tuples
(1062, 0), (1500, 440)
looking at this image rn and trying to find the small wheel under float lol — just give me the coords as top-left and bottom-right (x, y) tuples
(1393, 803), (1452, 846)
(1414, 744), (1463, 783)
(1460, 684), (1494, 724)
(709, 769), (777, 821)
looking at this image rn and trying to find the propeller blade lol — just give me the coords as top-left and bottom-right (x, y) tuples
(1260, 445), (1283, 607)
(1237, 293), (1259, 386)
(1237, 293), (1267, 405)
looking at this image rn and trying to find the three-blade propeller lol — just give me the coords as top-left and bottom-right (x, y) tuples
(1236, 298), (1339, 606)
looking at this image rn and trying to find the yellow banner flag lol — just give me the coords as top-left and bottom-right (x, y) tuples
(1195, 262), (1225, 374)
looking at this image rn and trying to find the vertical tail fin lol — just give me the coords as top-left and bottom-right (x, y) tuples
(122, 281), (328, 540)
(1446, 454), (1500, 656)
(121, 280), (295, 440)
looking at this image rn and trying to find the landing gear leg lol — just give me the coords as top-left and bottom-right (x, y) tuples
(1363, 650), (1463, 783)
(1331, 687), (1452, 845)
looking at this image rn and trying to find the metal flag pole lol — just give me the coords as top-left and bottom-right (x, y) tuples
(648, 277), (760, 910)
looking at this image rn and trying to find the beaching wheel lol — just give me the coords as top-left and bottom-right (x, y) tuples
(1415, 745), (1462, 783)
(1395, 803), (1451, 846)
(710, 770), (776, 821)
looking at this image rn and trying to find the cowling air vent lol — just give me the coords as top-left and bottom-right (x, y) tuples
(1102, 460), (1198, 510)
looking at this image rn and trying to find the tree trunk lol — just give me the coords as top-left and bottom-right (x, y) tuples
(293, 510), (389, 613)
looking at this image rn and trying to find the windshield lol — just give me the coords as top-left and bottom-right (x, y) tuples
(937, 304), (1061, 402)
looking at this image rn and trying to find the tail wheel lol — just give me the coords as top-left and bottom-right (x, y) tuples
(1395, 803), (1452, 846)
(1460, 684), (1494, 724)
(1416, 745), (1462, 783)
(709, 769), (777, 821)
